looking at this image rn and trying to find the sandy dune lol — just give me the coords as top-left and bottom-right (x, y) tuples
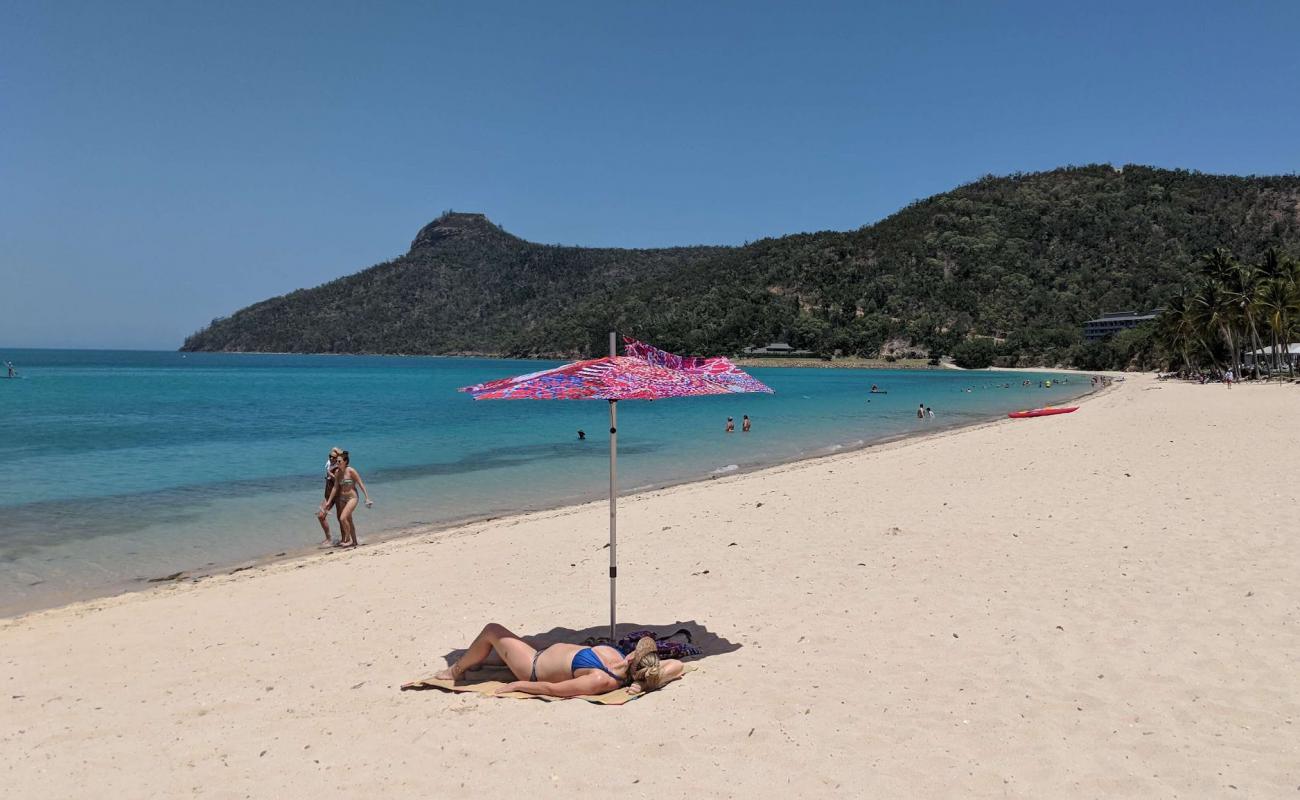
(2, 374), (1297, 798)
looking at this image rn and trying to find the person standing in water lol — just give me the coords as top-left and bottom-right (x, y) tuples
(322, 451), (373, 548)
(725, 417), (735, 433)
(742, 415), (751, 432)
(577, 429), (586, 440)
(926, 406), (934, 419)
(917, 404), (925, 419)
(315, 447), (342, 545)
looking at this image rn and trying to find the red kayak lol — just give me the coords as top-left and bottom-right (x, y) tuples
(1008, 406), (1078, 419)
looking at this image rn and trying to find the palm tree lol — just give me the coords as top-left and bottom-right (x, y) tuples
(1198, 251), (1237, 374)
(1255, 251), (1300, 377)
(1194, 280), (1240, 375)
(1157, 247), (1298, 379)
(1155, 296), (1183, 370)
(1157, 291), (1202, 371)
(1258, 249), (1299, 374)
(1229, 259), (1266, 378)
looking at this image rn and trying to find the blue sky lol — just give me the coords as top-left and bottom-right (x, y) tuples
(3, 1), (1299, 348)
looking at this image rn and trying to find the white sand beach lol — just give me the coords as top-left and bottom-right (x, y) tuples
(2, 374), (1297, 798)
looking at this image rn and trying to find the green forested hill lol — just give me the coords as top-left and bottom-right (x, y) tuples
(181, 166), (1300, 363)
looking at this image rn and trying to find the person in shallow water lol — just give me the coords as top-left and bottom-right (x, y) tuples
(434, 623), (686, 697)
(315, 447), (342, 545)
(577, 429), (586, 440)
(742, 414), (751, 432)
(725, 417), (735, 433)
(321, 450), (372, 547)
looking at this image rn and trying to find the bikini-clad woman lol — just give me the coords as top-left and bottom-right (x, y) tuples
(434, 623), (685, 697)
(321, 451), (372, 547)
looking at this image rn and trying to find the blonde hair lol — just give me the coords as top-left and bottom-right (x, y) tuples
(328, 447), (342, 458)
(628, 636), (663, 692)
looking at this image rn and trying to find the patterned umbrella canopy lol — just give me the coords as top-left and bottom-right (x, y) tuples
(459, 336), (773, 638)
(460, 337), (773, 400)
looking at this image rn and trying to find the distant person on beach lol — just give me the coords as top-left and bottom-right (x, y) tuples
(315, 447), (342, 545)
(917, 404), (925, 419)
(577, 429), (586, 440)
(726, 417), (735, 433)
(434, 623), (685, 697)
(742, 415), (751, 432)
(321, 450), (372, 547)
(5, 361), (14, 378)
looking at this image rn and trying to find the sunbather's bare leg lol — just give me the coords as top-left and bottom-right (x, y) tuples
(434, 623), (537, 681)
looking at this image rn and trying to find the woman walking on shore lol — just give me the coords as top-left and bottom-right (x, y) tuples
(321, 451), (373, 547)
(316, 447), (342, 545)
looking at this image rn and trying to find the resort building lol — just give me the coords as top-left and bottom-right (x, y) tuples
(741, 342), (815, 358)
(1083, 310), (1162, 341)
(1245, 343), (1300, 368)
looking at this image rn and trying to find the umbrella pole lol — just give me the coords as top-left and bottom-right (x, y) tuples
(608, 331), (618, 642)
(608, 397), (618, 641)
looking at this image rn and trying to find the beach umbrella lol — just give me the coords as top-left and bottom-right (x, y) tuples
(460, 334), (773, 638)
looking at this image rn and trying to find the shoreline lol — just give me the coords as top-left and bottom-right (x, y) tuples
(1, 377), (1104, 623)
(16, 345), (1095, 374)
(732, 356), (941, 369)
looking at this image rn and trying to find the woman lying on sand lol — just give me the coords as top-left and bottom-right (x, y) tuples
(435, 623), (685, 697)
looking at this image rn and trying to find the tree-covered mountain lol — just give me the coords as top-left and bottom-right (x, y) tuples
(181, 166), (1300, 364)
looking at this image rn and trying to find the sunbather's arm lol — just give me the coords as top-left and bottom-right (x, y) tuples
(628, 658), (686, 694)
(495, 673), (610, 697)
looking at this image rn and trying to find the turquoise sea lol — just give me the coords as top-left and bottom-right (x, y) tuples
(0, 349), (1093, 614)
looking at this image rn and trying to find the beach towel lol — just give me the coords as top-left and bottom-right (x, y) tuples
(400, 663), (695, 705)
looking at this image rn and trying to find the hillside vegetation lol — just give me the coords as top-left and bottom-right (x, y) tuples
(181, 166), (1300, 365)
